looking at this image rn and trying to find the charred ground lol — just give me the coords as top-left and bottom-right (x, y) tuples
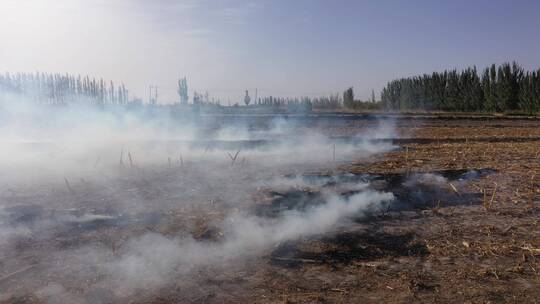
(1, 115), (539, 304)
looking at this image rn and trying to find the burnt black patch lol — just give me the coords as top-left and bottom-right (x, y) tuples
(256, 168), (495, 219)
(254, 190), (326, 218)
(3, 204), (44, 225)
(270, 231), (428, 268)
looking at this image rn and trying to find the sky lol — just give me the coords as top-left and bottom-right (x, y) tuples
(1, 0), (540, 103)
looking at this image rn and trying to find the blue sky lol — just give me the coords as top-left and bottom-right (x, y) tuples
(1, 0), (540, 102)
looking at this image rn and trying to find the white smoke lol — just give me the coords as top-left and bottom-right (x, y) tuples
(0, 98), (399, 301)
(72, 189), (395, 293)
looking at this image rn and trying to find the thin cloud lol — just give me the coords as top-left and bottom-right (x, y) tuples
(212, 1), (265, 25)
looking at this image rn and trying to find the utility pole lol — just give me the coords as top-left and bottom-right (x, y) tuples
(149, 85), (158, 104)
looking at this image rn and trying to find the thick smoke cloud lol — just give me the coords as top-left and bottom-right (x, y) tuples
(0, 98), (397, 302)
(102, 190), (393, 291)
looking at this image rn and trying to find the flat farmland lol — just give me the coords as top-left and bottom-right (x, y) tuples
(0, 115), (539, 304)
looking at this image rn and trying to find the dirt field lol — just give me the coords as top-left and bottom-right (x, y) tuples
(0, 116), (539, 304)
(260, 118), (540, 304)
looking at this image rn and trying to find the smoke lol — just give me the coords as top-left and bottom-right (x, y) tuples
(398, 170), (491, 210)
(103, 189), (393, 291)
(403, 173), (449, 188)
(0, 97), (399, 301)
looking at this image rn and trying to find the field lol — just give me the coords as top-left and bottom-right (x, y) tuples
(0, 114), (539, 303)
(265, 117), (540, 303)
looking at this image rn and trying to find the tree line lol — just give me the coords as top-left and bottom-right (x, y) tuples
(380, 62), (540, 113)
(7, 64), (538, 114)
(0, 72), (130, 105)
(256, 95), (340, 110)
